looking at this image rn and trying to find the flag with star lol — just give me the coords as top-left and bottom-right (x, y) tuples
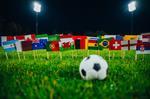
(32, 42), (46, 50)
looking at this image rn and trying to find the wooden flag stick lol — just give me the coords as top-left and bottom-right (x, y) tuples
(97, 49), (99, 55)
(142, 54), (144, 61)
(17, 52), (20, 61)
(5, 52), (8, 60)
(76, 49), (78, 58)
(123, 51), (125, 59)
(36, 50), (38, 59)
(109, 50), (110, 61)
(135, 54), (137, 61)
(71, 50), (74, 59)
(23, 52), (26, 60)
(33, 51), (36, 60)
(87, 50), (89, 56)
(47, 52), (49, 59)
(112, 51), (114, 59)
(59, 52), (62, 60)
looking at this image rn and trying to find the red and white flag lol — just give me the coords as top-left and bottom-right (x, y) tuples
(14, 35), (25, 41)
(24, 34), (36, 41)
(141, 33), (150, 43)
(109, 39), (121, 50)
(1, 36), (14, 42)
(121, 40), (137, 50)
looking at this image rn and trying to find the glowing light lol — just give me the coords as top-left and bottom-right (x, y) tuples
(128, 1), (136, 12)
(33, 2), (41, 13)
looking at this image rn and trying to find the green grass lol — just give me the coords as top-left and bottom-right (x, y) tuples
(0, 48), (150, 99)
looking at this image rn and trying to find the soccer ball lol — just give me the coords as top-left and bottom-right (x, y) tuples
(79, 55), (108, 80)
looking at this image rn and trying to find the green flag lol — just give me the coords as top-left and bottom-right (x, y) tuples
(46, 41), (60, 51)
(59, 38), (74, 51)
(98, 38), (113, 50)
(36, 34), (48, 38)
(48, 35), (60, 41)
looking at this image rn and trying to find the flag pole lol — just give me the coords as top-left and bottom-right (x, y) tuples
(123, 51), (125, 59)
(87, 50), (89, 56)
(109, 50), (110, 61)
(72, 50), (74, 59)
(59, 51), (62, 60)
(47, 52), (49, 59)
(142, 54), (144, 61)
(36, 50), (38, 59)
(76, 49), (78, 58)
(135, 54), (137, 61)
(97, 48), (99, 55)
(23, 52), (26, 60)
(33, 51), (36, 60)
(17, 52), (20, 61)
(5, 52), (8, 60)
(112, 51), (114, 59)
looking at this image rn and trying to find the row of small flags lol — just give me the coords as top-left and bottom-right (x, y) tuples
(0, 33), (150, 54)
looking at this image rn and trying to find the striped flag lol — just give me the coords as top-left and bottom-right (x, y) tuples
(15, 41), (32, 52)
(123, 35), (138, 40)
(2, 40), (17, 52)
(136, 40), (150, 54)
(141, 33), (150, 43)
(72, 36), (88, 49)
(36, 34), (48, 40)
(88, 37), (99, 50)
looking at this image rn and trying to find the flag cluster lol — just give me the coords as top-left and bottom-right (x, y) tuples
(0, 33), (150, 54)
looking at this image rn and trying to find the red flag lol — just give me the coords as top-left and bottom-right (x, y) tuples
(21, 41), (32, 51)
(60, 34), (72, 38)
(25, 34), (36, 41)
(72, 36), (87, 49)
(15, 35), (25, 41)
(46, 41), (59, 51)
(109, 39), (121, 50)
(7, 36), (14, 41)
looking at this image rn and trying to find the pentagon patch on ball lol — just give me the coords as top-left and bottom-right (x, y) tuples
(79, 55), (108, 80)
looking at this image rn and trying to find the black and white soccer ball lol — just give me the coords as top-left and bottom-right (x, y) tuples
(79, 55), (108, 80)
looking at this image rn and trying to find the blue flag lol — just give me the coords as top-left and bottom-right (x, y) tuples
(39, 39), (48, 47)
(116, 35), (123, 40)
(2, 40), (17, 52)
(32, 42), (46, 50)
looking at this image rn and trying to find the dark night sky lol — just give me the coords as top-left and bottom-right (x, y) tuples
(0, 0), (150, 34)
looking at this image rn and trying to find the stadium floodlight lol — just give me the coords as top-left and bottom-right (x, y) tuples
(128, 1), (136, 12)
(33, 1), (41, 13)
(33, 1), (41, 34)
(128, 1), (136, 34)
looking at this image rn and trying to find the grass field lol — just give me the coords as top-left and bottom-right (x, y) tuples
(0, 48), (150, 99)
